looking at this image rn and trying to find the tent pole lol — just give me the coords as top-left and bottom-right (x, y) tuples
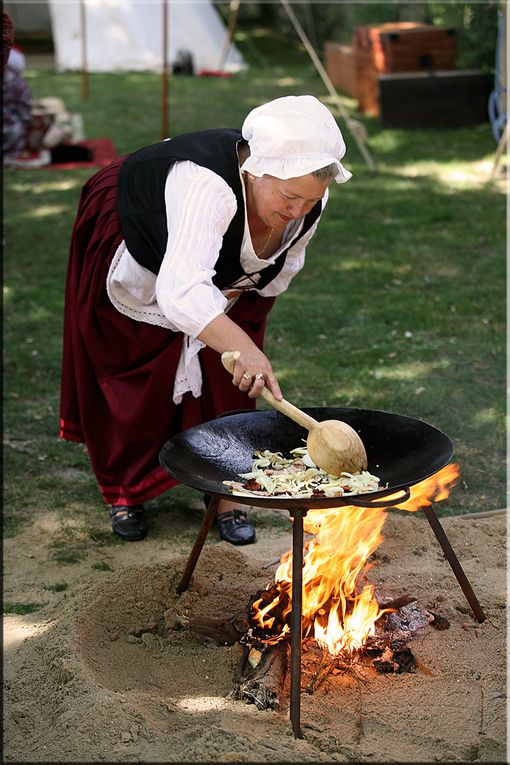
(80, 0), (89, 101)
(217, 0), (240, 71)
(161, 0), (169, 139)
(280, 0), (376, 173)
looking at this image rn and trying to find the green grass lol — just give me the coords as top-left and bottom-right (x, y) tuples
(3, 28), (505, 545)
(91, 561), (113, 572)
(42, 581), (69, 592)
(4, 602), (46, 615)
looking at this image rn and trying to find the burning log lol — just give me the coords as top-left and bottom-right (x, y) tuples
(246, 583), (292, 648)
(230, 641), (290, 710)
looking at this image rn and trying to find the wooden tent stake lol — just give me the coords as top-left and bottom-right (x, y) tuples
(217, 0), (240, 71)
(80, 0), (89, 101)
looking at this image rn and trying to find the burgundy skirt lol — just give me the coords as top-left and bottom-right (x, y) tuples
(59, 158), (275, 506)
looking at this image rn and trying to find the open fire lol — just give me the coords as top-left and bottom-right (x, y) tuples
(247, 464), (460, 659)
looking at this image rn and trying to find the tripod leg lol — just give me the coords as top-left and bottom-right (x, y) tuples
(422, 506), (485, 623)
(289, 509), (306, 739)
(177, 494), (220, 593)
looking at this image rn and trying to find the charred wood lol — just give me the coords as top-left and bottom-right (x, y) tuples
(380, 601), (432, 636)
(376, 592), (416, 611)
(373, 643), (416, 674)
(373, 646), (395, 673)
(426, 610), (450, 630)
(230, 640), (289, 710)
(393, 644), (417, 673)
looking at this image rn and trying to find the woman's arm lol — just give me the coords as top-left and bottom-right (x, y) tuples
(158, 161), (282, 400)
(198, 313), (282, 400)
(155, 162), (233, 337)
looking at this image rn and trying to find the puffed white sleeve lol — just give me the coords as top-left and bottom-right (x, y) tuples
(257, 188), (329, 297)
(155, 161), (238, 337)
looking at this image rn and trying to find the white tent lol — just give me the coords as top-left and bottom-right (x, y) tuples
(5, 0), (246, 73)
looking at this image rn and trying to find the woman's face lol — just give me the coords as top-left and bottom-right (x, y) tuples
(247, 173), (332, 231)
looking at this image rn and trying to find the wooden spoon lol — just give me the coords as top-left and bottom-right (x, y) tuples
(221, 352), (368, 476)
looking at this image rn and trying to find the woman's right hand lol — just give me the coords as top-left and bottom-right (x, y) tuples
(198, 314), (283, 402)
(230, 349), (282, 401)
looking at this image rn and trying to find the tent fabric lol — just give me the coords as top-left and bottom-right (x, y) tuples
(9, 0), (246, 74)
(49, 0), (246, 73)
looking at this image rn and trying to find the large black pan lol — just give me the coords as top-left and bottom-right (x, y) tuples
(159, 407), (454, 509)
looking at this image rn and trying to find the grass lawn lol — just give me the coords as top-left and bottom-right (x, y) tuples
(3, 30), (506, 543)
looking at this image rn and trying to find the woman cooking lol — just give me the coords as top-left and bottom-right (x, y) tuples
(59, 94), (352, 544)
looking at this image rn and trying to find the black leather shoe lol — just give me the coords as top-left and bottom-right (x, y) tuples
(217, 509), (255, 545)
(110, 505), (147, 541)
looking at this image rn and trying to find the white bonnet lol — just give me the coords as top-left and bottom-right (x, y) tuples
(241, 94), (352, 184)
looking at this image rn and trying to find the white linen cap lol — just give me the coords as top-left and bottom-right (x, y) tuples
(241, 95), (352, 184)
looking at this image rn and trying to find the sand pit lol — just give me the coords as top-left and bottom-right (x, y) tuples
(4, 511), (507, 763)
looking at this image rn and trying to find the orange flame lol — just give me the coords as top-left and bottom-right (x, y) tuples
(252, 463), (460, 657)
(376, 464), (460, 512)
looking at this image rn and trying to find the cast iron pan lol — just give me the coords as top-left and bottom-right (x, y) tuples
(159, 407), (454, 509)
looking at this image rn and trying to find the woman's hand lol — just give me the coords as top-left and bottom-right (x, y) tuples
(198, 313), (283, 401)
(231, 350), (282, 401)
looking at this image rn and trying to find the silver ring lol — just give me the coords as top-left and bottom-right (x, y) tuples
(254, 373), (264, 381)
(242, 372), (252, 381)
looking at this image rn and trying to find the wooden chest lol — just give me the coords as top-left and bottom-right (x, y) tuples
(353, 22), (457, 73)
(325, 22), (459, 117)
(324, 42), (359, 99)
(378, 70), (491, 128)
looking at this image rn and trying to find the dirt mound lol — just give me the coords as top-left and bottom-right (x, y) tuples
(4, 513), (507, 762)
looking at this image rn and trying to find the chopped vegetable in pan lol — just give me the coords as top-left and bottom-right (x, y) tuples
(223, 446), (384, 498)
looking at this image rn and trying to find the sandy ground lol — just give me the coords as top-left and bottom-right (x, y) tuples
(3, 505), (507, 763)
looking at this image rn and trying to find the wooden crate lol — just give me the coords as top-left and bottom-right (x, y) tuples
(355, 49), (379, 116)
(323, 42), (379, 114)
(378, 70), (491, 128)
(324, 42), (358, 98)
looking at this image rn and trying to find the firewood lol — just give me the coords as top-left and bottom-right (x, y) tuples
(230, 640), (289, 710)
(304, 652), (337, 694)
(373, 646), (396, 673)
(176, 611), (249, 645)
(376, 592), (416, 611)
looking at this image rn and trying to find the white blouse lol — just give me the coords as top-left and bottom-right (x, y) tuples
(106, 158), (328, 402)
